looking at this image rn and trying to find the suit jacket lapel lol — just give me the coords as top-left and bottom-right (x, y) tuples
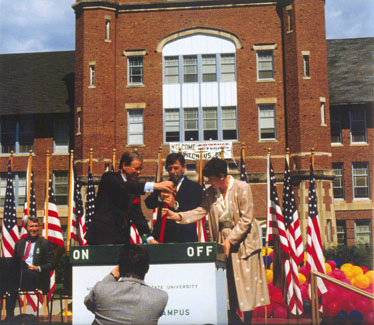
(32, 237), (42, 266)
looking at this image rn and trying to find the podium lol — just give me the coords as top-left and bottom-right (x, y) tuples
(71, 242), (227, 324)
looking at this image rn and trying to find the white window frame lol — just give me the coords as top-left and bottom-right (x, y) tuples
(336, 220), (346, 245)
(89, 64), (95, 87)
(302, 51), (310, 78)
(220, 53), (236, 82)
(127, 56), (144, 86)
(202, 54), (217, 82)
(258, 104), (276, 140)
(54, 118), (69, 154)
(0, 172), (26, 207)
(352, 162), (370, 199)
(105, 16), (111, 41)
(127, 109), (144, 145)
(164, 108), (180, 142)
(183, 55), (198, 83)
(53, 171), (69, 206)
(354, 220), (372, 244)
(332, 162), (344, 199)
(164, 56), (179, 84)
(320, 97), (326, 125)
(330, 110), (342, 144)
(256, 50), (274, 80)
(350, 110), (367, 143)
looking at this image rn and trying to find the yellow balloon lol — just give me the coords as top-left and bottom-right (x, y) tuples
(270, 262), (273, 270)
(266, 269), (273, 284)
(299, 273), (306, 286)
(354, 274), (370, 289)
(343, 269), (354, 280)
(341, 263), (353, 272)
(325, 263), (332, 274)
(365, 270), (374, 284)
(352, 265), (363, 277)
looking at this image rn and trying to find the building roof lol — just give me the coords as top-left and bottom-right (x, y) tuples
(327, 38), (374, 105)
(0, 51), (75, 115)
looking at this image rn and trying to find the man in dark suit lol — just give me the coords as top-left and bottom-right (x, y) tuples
(85, 243), (168, 324)
(145, 153), (203, 243)
(5, 216), (53, 320)
(86, 151), (174, 245)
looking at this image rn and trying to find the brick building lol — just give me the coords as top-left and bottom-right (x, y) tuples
(0, 0), (372, 248)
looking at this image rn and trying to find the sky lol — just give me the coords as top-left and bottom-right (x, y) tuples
(0, 0), (373, 54)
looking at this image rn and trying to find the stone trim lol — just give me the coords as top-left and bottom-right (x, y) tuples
(125, 102), (146, 109)
(123, 50), (147, 56)
(156, 27), (242, 52)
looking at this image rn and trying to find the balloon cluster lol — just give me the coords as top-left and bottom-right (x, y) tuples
(254, 249), (374, 323)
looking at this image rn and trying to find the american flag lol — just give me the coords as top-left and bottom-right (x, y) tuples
(197, 166), (208, 243)
(70, 168), (87, 246)
(266, 159), (289, 254)
(22, 170), (37, 239)
(42, 176), (65, 247)
(239, 149), (248, 183)
(267, 158), (299, 314)
(306, 162), (327, 297)
(1, 161), (19, 257)
(129, 196), (143, 244)
(282, 158), (304, 315)
(85, 166), (95, 232)
(41, 176), (65, 307)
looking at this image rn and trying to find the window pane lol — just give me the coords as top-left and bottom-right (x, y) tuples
(353, 162), (369, 198)
(355, 220), (371, 244)
(257, 50), (274, 79)
(202, 55), (216, 82)
(1, 117), (16, 153)
(128, 109), (143, 145)
(19, 119), (34, 153)
(54, 119), (69, 153)
(183, 56), (197, 83)
(221, 54), (235, 82)
(259, 104), (275, 139)
(129, 57), (144, 85)
(332, 162), (344, 199)
(351, 110), (366, 143)
(54, 171), (68, 205)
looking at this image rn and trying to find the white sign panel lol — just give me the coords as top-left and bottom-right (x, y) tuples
(170, 141), (233, 160)
(73, 263), (227, 325)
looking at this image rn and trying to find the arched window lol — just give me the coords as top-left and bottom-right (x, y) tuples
(162, 33), (238, 143)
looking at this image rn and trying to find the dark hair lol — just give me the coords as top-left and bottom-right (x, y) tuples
(166, 153), (185, 168)
(118, 244), (149, 280)
(203, 158), (227, 178)
(119, 151), (143, 169)
(25, 216), (39, 228)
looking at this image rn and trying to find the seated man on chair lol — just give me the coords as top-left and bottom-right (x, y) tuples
(5, 216), (53, 320)
(85, 244), (168, 325)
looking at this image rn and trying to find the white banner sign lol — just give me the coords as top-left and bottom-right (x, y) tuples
(73, 263), (227, 325)
(169, 141), (233, 160)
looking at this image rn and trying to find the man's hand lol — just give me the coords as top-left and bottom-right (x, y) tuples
(223, 239), (231, 258)
(148, 238), (159, 244)
(154, 181), (175, 194)
(161, 208), (180, 221)
(161, 192), (176, 208)
(111, 265), (120, 279)
(28, 264), (39, 271)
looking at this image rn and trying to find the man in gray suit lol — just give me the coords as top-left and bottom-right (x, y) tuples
(85, 244), (168, 325)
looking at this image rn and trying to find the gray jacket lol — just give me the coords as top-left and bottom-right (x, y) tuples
(85, 274), (168, 325)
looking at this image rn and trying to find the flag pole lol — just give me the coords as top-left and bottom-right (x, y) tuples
(264, 147), (271, 324)
(157, 147), (162, 182)
(45, 151), (50, 239)
(10, 150), (14, 170)
(89, 148), (93, 174)
(67, 150), (74, 254)
(112, 148), (116, 170)
(26, 150), (33, 218)
(197, 149), (203, 242)
(311, 148), (315, 169)
(220, 146), (224, 160)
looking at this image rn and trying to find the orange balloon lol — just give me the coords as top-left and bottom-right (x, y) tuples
(354, 274), (370, 289)
(343, 269), (354, 280)
(365, 270), (374, 284)
(325, 263), (332, 274)
(352, 265), (364, 277)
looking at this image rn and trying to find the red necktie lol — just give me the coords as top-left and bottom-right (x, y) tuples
(23, 240), (32, 262)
